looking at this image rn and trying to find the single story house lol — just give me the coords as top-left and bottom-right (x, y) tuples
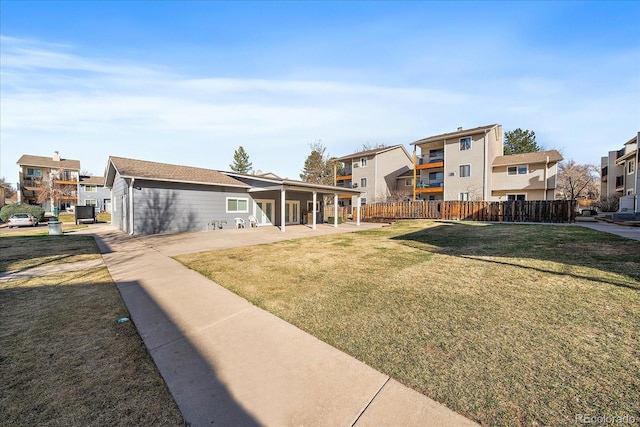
(104, 156), (363, 235)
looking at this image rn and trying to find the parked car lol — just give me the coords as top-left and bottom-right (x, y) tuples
(7, 213), (39, 228)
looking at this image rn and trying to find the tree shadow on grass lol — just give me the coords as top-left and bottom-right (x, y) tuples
(391, 221), (640, 291)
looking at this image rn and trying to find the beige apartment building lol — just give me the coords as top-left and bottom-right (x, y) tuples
(17, 152), (81, 213)
(335, 145), (413, 206)
(410, 124), (503, 201)
(410, 124), (563, 201)
(602, 133), (639, 212)
(491, 150), (563, 201)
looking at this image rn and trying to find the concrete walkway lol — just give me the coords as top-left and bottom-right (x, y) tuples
(79, 224), (477, 427)
(572, 220), (640, 241)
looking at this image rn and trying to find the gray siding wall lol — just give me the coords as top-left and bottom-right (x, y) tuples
(131, 180), (250, 234)
(79, 185), (111, 212)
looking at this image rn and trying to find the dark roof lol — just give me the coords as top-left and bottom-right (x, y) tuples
(336, 144), (411, 161)
(410, 124), (500, 146)
(17, 154), (81, 170)
(80, 176), (106, 186)
(106, 156), (249, 188)
(492, 150), (564, 166)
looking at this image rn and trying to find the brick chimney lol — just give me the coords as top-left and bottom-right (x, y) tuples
(53, 151), (61, 161)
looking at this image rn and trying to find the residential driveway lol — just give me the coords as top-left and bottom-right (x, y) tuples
(72, 223), (478, 427)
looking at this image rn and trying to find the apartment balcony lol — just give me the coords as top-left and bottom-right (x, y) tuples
(55, 179), (78, 185)
(336, 182), (355, 189)
(416, 156), (445, 170)
(415, 181), (444, 193)
(615, 175), (624, 190)
(336, 174), (353, 182)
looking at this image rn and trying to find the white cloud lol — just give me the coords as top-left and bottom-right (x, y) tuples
(1, 34), (638, 183)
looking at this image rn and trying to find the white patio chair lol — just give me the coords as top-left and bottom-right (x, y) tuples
(234, 217), (245, 229)
(248, 215), (258, 228)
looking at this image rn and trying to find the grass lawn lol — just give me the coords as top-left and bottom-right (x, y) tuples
(0, 235), (184, 426)
(176, 220), (640, 426)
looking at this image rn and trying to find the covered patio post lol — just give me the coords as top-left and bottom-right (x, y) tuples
(333, 193), (338, 228)
(356, 196), (361, 226)
(281, 188), (286, 233)
(312, 191), (317, 230)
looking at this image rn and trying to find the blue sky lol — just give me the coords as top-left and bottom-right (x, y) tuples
(1, 1), (639, 183)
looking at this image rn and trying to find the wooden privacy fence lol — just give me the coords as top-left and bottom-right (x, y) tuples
(359, 200), (576, 223)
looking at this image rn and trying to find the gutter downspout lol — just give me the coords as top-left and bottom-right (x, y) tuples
(129, 178), (135, 235)
(484, 130), (489, 201)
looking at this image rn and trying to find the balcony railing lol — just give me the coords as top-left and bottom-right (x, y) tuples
(416, 181), (443, 189)
(615, 175), (624, 189)
(336, 182), (355, 189)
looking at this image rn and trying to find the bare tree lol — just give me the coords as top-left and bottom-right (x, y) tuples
(0, 177), (16, 198)
(37, 168), (76, 212)
(359, 142), (387, 152)
(556, 160), (600, 201)
(386, 189), (412, 202)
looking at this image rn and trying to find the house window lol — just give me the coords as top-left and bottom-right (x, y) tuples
(361, 178), (367, 188)
(360, 198), (367, 205)
(405, 178), (413, 186)
(460, 137), (471, 151)
(27, 168), (41, 177)
(360, 157), (368, 167)
(226, 197), (249, 213)
(459, 164), (471, 177)
(628, 160), (636, 174)
(85, 199), (97, 206)
(459, 192), (470, 201)
(508, 194), (526, 201)
(84, 185), (97, 192)
(508, 166), (528, 175)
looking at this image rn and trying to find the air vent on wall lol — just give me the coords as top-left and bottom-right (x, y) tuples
(449, 172), (456, 176)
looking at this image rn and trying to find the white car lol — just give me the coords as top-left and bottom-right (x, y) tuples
(7, 213), (39, 228)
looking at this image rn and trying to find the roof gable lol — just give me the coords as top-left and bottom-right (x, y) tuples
(411, 124), (500, 146)
(80, 176), (106, 186)
(105, 156), (249, 188)
(17, 154), (81, 170)
(336, 144), (411, 162)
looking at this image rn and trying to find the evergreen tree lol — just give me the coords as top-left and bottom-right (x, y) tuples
(504, 128), (542, 155)
(300, 140), (334, 185)
(230, 146), (253, 173)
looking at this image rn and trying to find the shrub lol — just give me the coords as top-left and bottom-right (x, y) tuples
(0, 204), (46, 222)
(595, 195), (620, 212)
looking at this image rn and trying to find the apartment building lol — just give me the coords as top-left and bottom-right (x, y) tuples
(17, 152), (80, 213)
(602, 133), (639, 211)
(491, 150), (563, 200)
(410, 124), (503, 201)
(79, 175), (111, 212)
(335, 145), (413, 206)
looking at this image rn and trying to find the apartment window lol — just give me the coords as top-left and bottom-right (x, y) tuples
(360, 178), (367, 188)
(26, 168), (41, 177)
(226, 197), (249, 213)
(628, 160), (636, 174)
(405, 178), (413, 186)
(460, 137), (471, 151)
(508, 165), (528, 175)
(85, 199), (97, 206)
(508, 194), (526, 201)
(459, 192), (470, 201)
(360, 198), (367, 205)
(360, 157), (368, 167)
(84, 185), (97, 192)
(459, 164), (471, 177)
